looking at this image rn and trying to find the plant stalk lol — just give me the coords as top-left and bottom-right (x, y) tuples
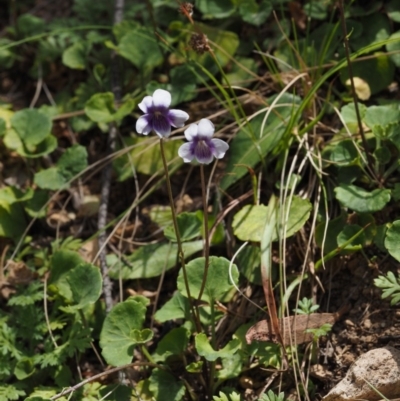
(197, 165), (210, 302)
(159, 138), (201, 333)
(337, 0), (378, 182)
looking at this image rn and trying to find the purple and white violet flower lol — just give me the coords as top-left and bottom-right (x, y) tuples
(136, 89), (189, 138)
(178, 118), (229, 164)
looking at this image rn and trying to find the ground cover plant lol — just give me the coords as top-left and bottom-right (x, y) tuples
(1, 0), (400, 400)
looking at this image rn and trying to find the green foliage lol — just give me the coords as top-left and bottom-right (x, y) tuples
(213, 390), (242, 401)
(85, 92), (136, 124)
(293, 298), (320, 315)
(232, 196), (312, 242)
(305, 324), (333, 340)
(259, 390), (288, 401)
(374, 271), (400, 305)
(34, 144), (88, 190)
(384, 221), (400, 262)
(4, 109), (56, 158)
(3, 1), (400, 400)
(334, 185), (391, 213)
(107, 240), (204, 279)
(195, 334), (241, 361)
(99, 298), (148, 366)
(220, 93), (301, 190)
(177, 256), (239, 303)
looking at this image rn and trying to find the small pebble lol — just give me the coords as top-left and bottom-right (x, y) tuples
(363, 318), (372, 329)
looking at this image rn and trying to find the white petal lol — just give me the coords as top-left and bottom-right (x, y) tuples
(153, 89), (171, 108)
(211, 138), (229, 159)
(184, 123), (199, 141)
(136, 115), (151, 135)
(138, 96), (153, 113)
(197, 119), (214, 138)
(168, 109), (189, 128)
(178, 143), (194, 162)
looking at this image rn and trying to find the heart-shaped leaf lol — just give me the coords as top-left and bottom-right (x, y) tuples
(100, 299), (147, 366)
(177, 256), (238, 303)
(335, 184), (391, 213)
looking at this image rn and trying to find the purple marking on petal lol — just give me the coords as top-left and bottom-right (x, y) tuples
(152, 114), (172, 137)
(138, 96), (153, 113)
(197, 119), (214, 139)
(178, 143), (194, 162)
(194, 138), (214, 164)
(211, 138), (229, 159)
(168, 109), (189, 128)
(153, 89), (171, 109)
(136, 115), (152, 135)
(184, 123), (198, 141)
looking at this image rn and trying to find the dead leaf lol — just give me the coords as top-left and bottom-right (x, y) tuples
(7, 260), (35, 285)
(246, 312), (340, 346)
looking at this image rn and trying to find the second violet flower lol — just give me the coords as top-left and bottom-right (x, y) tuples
(178, 118), (229, 164)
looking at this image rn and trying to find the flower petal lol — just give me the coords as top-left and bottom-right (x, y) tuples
(184, 123), (199, 141)
(138, 96), (153, 113)
(136, 115), (152, 135)
(211, 138), (229, 159)
(168, 109), (189, 128)
(153, 89), (171, 109)
(153, 115), (171, 138)
(178, 143), (195, 162)
(197, 119), (214, 138)
(194, 140), (214, 164)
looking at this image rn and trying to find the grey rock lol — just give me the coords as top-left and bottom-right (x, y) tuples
(323, 346), (400, 401)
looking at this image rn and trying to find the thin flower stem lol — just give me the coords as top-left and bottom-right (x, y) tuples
(208, 299), (216, 400)
(197, 165), (210, 302)
(159, 138), (201, 332)
(337, 0), (379, 183)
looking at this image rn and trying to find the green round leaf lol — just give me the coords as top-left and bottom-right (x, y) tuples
(62, 42), (88, 70)
(364, 105), (400, 139)
(385, 220), (400, 262)
(11, 109), (52, 147)
(196, 0), (235, 18)
(239, 0), (272, 26)
(335, 184), (391, 213)
(57, 144), (88, 180)
(65, 263), (102, 309)
(195, 333), (240, 361)
(177, 256), (239, 303)
(100, 299), (147, 366)
(118, 28), (163, 71)
(153, 327), (190, 362)
(14, 357), (35, 380)
(154, 292), (190, 323)
(164, 212), (202, 242)
(233, 196), (312, 242)
(387, 31), (400, 67)
(85, 92), (116, 123)
(34, 167), (67, 190)
(148, 369), (186, 401)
